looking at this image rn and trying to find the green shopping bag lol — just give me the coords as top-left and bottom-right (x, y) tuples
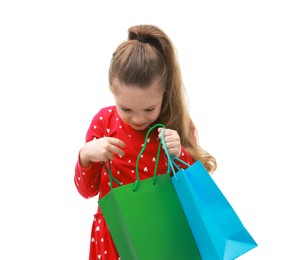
(98, 124), (201, 260)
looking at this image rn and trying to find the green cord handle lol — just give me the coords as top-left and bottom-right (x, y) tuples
(103, 124), (189, 190)
(102, 161), (122, 189)
(103, 123), (168, 191)
(133, 123), (167, 191)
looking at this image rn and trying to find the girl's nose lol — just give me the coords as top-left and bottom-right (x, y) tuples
(131, 114), (144, 124)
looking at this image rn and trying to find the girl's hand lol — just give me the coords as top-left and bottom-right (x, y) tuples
(158, 128), (181, 157)
(79, 137), (126, 167)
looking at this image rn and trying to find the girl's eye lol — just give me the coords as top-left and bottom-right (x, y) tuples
(145, 108), (154, 112)
(121, 107), (130, 112)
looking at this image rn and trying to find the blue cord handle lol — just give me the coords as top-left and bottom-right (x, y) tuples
(160, 128), (191, 180)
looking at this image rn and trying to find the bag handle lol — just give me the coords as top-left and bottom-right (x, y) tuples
(102, 161), (122, 189)
(160, 128), (190, 180)
(134, 123), (167, 191)
(102, 123), (168, 191)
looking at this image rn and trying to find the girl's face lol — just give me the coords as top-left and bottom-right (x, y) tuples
(111, 78), (164, 131)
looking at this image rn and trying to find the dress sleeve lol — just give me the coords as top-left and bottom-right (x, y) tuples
(74, 109), (106, 199)
(74, 154), (101, 199)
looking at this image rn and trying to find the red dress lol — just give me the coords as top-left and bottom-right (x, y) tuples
(74, 106), (193, 260)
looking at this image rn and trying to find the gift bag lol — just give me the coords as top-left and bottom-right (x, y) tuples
(98, 124), (201, 260)
(161, 129), (258, 260)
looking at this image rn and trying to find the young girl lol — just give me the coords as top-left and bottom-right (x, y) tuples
(74, 24), (217, 260)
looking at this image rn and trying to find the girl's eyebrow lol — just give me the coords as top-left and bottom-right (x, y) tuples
(120, 104), (157, 110)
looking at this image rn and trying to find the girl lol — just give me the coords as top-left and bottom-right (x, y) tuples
(74, 24), (217, 260)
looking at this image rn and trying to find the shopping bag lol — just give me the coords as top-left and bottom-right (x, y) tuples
(98, 124), (201, 260)
(161, 129), (258, 260)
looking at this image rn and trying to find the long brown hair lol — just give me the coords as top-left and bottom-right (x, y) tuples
(108, 25), (217, 174)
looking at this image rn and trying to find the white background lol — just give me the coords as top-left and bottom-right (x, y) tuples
(0, 0), (300, 259)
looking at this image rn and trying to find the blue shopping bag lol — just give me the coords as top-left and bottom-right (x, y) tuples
(161, 130), (258, 260)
